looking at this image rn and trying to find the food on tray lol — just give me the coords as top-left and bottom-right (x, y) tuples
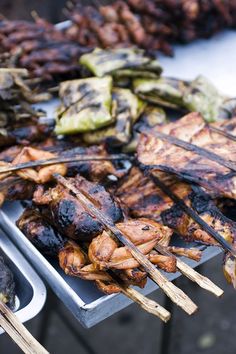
(133, 75), (231, 122)
(80, 48), (162, 78)
(0, 255), (15, 309)
(55, 76), (113, 135)
(66, 0), (236, 54)
(82, 88), (144, 146)
(137, 112), (236, 199)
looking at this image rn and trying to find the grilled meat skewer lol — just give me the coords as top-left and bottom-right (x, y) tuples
(54, 174), (198, 315)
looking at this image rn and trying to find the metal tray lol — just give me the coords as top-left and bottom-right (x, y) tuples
(0, 228), (46, 334)
(0, 202), (221, 328)
(1, 26), (233, 327)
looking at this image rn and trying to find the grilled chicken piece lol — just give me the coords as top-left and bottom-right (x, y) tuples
(117, 167), (236, 247)
(0, 147), (67, 184)
(89, 218), (175, 273)
(33, 175), (123, 241)
(137, 112), (236, 199)
(116, 167), (191, 220)
(63, 144), (126, 181)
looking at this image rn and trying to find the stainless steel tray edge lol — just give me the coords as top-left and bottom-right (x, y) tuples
(0, 230), (47, 333)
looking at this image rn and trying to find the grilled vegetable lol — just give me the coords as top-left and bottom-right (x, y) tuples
(183, 76), (225, 122)
(83, 88), (144, 146)
(55, 76), (113, 135)
(133, 77), (188, 109)
(134, 75), (227, 122)
(0, 255), (15, 308)
(80, 48), (162, 78)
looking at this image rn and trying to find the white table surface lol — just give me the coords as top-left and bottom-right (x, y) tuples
(159, 30), (236, 97)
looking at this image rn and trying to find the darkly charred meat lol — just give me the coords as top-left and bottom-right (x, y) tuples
(116, 167), (236, 246)
(17, 208), (65, 256)
(116, 167), (190, 220)
(137, 112), (236, 199)
(62, 145), (125, 182)
(0, 255), (15, 308)
(0, 120), (53, 149)
(33, 175), (123, 241)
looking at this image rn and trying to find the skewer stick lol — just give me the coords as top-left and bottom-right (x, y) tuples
(155, 244), (223, 297)
(107, 271), (170, 322)
(54, 174), (197, 315)
(0, 154), (132, 175)
(149, 173), (236, 257)
(0, 301), (48, 354)
(209, 125), (236, 142)
(140, 128), (236, 172)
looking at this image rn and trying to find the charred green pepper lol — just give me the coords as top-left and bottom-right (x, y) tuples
(55, 76), (113, 135)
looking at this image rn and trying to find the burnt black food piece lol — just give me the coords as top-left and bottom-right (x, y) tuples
(0, 255), (15, 309)
(33, 175), (123, 241)
(17, 208), (66, 256)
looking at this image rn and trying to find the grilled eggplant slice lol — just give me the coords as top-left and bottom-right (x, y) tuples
(55, 76), (113, 135)
(0, 255), (15, 309)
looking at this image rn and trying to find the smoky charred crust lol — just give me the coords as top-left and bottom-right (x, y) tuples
(33, 176), (123, 241)
(6, 180), (35, 201)
(161, 205), (184, 229)
(17, 208), (66, 256)
(0, 256), (15, 308)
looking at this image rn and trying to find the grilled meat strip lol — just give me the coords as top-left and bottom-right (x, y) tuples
(33, 175), (123, 241)
(138, 112), (236, 199)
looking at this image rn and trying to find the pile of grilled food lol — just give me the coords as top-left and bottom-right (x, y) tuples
(66, 0), (236, 55)
(1, 1), (236, 84)
(1, 47), (236, 322)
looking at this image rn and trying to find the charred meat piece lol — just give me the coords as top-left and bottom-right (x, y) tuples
(0, 255), (15, 308)
(16, 208), (151, 294)
(0, 120), (53, 149)
(17, 208), (66, 256)
(33, 175), (123, 241)
(116, 167), (236, 247)
(137, 112), (236, 199)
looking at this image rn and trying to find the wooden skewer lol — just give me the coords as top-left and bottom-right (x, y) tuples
(0, 153), (132, 175)
(54, 174), (198, 315)
(140, 127), (236, 172)
(107, 271), (171, 322)
(0, 301), (48, 354)
(0, 68), (28, 75)
(149, 173), (236, 257)
(155, 244), (223, 297)
(209, 125), (236, 142)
